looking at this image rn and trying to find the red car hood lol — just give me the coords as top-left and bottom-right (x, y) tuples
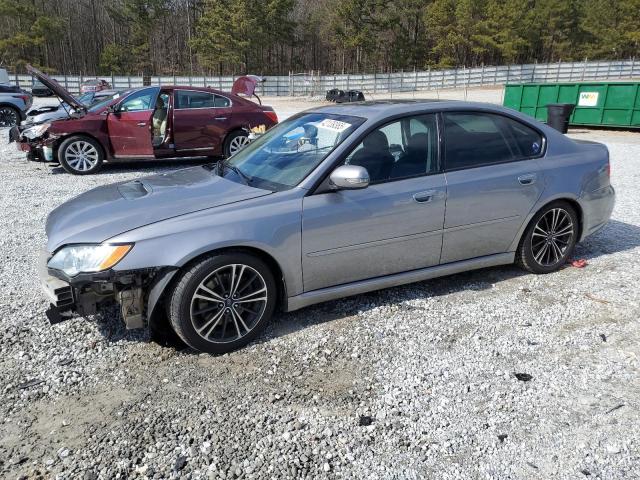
(27, 65), (85, 113)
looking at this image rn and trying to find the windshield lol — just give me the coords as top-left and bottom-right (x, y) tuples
(88, 90), (128, 112)
(223, 112), (365, 191)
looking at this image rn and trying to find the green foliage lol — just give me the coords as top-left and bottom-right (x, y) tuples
(0, 0), (64, 70)
(99, 43), (131, 75)
(0, 0), (638, 74)
(105, 0), (169, 74)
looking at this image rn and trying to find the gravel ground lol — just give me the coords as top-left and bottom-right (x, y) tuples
(0, 93), (639, 479)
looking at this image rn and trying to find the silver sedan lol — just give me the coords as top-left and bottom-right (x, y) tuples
(41, 101), (615, 353)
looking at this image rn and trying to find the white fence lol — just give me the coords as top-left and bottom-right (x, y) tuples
(10, 59), (640, 97)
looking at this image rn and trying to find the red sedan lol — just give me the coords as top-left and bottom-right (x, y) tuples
(13, 66), (278, 174)
(79, 78), (112, 94)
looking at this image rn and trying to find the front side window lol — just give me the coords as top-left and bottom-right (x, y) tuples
(222, 113), (365, 191)
(175, 90), (215, 109)
(443, 112), (543, 170)
(344, 114), (438, 183)
(118, 88), (158, 112)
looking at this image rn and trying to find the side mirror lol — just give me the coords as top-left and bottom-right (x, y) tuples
(329, 165), (369, 190)
(106, 104), (116, 114)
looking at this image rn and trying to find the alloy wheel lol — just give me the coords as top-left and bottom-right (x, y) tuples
(531, 207), (575, 267)
(65, 141), (99, 172)
(0, 107), (18, 127)
(228, 135), (250, 156)
(190, 264), (268, 344)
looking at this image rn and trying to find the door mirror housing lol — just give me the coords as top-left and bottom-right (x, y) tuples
(329, 165), (370, 190)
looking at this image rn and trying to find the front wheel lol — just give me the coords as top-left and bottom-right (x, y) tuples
(516, 201), (579, 274)
(223, 130), (250, 158)
(58, 136), (104, 175)
(167, 252), (277, 354)
(0, 106), (20, 127)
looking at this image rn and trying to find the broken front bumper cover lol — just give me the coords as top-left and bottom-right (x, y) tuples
(39, 249), (172, 329)
(9, 127), (56, 161)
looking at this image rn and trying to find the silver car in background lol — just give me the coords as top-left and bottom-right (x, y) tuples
(22, 89), (122, 126)
(40, 101), (615, 353)
(0, 84), (32, 127)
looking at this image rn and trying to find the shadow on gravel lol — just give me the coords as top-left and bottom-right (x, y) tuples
(90, 220), (640, 353)
(574, 220), (640, 259)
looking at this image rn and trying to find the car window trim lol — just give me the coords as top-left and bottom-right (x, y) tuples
(309, 110), (443, 195)
(441, 110), (547, 173)
(173, 89), (233, 110)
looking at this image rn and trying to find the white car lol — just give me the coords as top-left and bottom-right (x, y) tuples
(23, 89), (122, 126)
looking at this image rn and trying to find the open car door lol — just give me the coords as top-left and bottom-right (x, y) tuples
(107, 87), (159, 158)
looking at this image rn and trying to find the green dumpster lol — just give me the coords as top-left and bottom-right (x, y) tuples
(503, 81), (640, 128)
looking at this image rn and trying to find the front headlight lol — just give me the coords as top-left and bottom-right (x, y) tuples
(22, 122), (51, 139)
(48, 244), (133, 277)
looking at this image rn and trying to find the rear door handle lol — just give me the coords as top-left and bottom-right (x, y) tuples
(137, 122), (147, 127)
(518, 173), (537, 185)
(213, 116), (227, 121)
(413, 190), (437, 203)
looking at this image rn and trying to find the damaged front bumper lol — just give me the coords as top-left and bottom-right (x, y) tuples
(9, 126), (56, 162)
(39, 250), (174, 330)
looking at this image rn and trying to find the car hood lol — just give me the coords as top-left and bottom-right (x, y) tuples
(45, 166), (271, 251)
(27, 65), (85, 113)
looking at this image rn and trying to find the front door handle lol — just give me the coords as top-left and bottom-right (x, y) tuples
(413, 190), (437, 203)
(518, 173), (537, 185)
(213, 116), (227, 121)
(137, 122), (147, 127)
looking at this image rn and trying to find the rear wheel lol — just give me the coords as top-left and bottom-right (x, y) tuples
(167, 252), (277, 354)
(223, 130), (250, 158)
(516, 201), (579, 274)
(58, 136), (104, 175)
(0, 106), (19, 127)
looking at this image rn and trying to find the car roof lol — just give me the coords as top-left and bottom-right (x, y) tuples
(306, 99), (520, 121)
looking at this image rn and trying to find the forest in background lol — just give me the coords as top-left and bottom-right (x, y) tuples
(0, 0), (638, 76)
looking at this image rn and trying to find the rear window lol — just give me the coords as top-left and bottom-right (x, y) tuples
(214, 95), (231, 107)
(175, 90), (215, 109)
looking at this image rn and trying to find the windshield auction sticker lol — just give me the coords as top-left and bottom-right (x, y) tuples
(319, 119), (352, 132)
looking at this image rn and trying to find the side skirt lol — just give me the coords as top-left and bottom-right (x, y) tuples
(285, 252), (515, 312)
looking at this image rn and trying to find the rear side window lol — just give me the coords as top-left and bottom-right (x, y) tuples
(506, 120), (543, 158)
(214, 95), (231, 107)
(443, 112), (543, 170)
(175, 90), (215, 109)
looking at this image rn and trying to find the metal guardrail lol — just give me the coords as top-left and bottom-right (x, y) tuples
(10, 59), (640, 97)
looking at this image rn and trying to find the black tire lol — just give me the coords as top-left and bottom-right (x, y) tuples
(0, 105), (20, 127)
(516, 201), (579, 274)
(58, 135), (104, 175)
(223, 130), (250, 158)
(167, 252), (277, 354)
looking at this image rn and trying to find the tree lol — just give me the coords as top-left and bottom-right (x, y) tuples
(0, 0), (64, 70)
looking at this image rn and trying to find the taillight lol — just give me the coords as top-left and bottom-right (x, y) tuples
(264, 111), (278, 123)
(606, 162), (611, 177)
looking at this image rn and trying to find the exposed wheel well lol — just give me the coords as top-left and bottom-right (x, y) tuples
(176, 246), (286, 308)
(54, 133), (107, 160)
(148, 246), (287, 345)
(222, 128), (248, 151)
(520, 198), (584, 246)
